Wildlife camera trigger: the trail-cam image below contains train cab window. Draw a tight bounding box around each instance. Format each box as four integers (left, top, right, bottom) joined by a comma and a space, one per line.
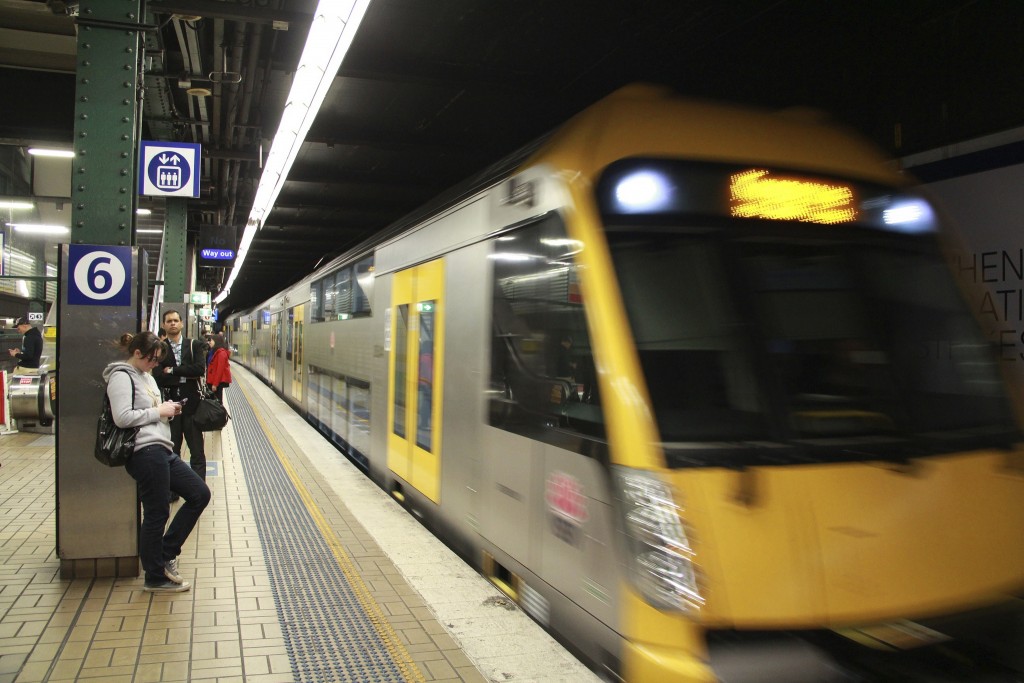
609, 234, 768, 442
488, 215, 605, 450
741, 243, 1014, 436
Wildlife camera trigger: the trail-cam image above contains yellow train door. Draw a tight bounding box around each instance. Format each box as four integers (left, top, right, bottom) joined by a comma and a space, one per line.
387, 259, 445, 504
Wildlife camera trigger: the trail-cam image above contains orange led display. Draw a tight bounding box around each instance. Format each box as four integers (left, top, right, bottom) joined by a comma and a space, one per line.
729, 169, 857, 224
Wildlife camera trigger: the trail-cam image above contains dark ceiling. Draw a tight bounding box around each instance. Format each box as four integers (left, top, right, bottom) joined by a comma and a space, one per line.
1, 0, 1022, 315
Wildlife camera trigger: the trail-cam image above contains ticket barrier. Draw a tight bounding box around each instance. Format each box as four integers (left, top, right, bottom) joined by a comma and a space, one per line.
6, 364, 56, 433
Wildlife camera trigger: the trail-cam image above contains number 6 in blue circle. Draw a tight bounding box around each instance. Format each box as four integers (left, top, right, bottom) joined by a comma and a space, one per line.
68, 245, 132, 306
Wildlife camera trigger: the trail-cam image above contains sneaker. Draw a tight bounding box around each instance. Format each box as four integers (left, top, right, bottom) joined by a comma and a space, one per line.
143, 579, 191, 593
164, 557, 182, 584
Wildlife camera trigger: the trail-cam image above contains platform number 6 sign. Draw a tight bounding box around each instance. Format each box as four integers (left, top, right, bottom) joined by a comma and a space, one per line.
67, 245, 133, 306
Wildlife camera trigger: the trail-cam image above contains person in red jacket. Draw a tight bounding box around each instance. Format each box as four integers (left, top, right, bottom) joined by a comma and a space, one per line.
206, 334, 232, 402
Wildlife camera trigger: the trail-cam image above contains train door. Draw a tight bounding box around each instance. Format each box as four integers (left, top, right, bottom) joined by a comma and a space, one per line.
267, 314, 276, 383
291, 304, 304, 402
387, 259, 445, 503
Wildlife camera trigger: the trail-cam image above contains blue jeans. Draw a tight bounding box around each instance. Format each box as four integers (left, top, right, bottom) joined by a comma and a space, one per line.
125, 444, 211, 584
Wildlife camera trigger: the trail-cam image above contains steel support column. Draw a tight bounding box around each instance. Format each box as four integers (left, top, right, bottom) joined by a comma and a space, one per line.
162, 198, 188, 302
57, 0, 145, 580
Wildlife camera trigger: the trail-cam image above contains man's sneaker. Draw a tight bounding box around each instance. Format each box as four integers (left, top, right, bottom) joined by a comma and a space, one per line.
143, 579, 191, 593
164, 557, 182, 584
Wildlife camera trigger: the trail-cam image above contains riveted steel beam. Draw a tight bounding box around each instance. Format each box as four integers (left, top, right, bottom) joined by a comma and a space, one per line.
69, 0, 144, 246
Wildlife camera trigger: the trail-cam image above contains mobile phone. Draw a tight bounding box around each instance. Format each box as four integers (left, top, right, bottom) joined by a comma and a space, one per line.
179, 397, 189, 406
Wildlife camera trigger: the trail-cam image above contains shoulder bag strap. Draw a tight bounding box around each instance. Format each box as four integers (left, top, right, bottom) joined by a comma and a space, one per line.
115, 368, 136, 408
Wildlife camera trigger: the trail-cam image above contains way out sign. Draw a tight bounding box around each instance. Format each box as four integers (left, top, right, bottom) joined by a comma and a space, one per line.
139, 141, 201, 198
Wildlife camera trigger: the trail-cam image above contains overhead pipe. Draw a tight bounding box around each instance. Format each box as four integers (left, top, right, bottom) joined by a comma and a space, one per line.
228, 23, 263, 229
220, 23, 248, 227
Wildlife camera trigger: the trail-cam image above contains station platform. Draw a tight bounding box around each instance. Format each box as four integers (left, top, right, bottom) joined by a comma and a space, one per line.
0, 364, 599, 683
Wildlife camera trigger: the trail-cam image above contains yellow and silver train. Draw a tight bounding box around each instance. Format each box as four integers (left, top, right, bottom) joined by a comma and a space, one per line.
225, 85, 1024, 681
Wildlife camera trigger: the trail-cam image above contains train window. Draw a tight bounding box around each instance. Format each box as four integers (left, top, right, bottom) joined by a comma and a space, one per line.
323, 273, 336, 320
352, 256, 373, 317
393, 304, 409, 439
286, 308, 294, 361
416, 303, 436, 451
335, 268, 353, 316
734, 242, 1016, 439
307, 366, 322, 429
310, 280, 324, 322
489, 214, 605, 451
610, 234, 768, 442
305, 366, 371, 468
331, 375, 348, 449
347, 379, 371, 463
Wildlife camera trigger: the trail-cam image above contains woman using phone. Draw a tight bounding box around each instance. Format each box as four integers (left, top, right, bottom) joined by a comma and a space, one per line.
103, 331, 211, 592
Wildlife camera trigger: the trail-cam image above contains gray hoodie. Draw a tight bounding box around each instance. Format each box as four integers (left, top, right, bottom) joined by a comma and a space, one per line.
102, 361, 174, 452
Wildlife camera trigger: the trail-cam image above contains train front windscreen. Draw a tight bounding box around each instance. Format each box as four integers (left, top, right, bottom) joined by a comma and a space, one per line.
597, 160, 1018, 468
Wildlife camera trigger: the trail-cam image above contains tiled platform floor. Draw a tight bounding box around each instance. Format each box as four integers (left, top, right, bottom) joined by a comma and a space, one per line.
0, 365, 598, 683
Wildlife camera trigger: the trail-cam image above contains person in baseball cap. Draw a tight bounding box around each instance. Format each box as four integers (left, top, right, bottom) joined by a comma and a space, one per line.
9, 316, 42, 374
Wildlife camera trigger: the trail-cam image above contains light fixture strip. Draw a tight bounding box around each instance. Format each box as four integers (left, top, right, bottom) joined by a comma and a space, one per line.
0, 200, 34, 210
27, 148, 75, 158
9, 223, 70, 234
215, 0, 373, 305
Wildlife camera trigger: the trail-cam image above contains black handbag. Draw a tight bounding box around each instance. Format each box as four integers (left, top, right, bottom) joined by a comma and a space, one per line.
95, 370, 140, 467
193, 387, 230, 431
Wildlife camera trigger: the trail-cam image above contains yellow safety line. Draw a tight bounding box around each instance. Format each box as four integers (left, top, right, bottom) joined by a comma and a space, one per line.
237, 380, 427, 683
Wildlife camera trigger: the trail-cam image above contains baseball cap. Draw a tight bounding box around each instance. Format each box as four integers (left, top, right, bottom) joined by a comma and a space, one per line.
14, 317, 29, 326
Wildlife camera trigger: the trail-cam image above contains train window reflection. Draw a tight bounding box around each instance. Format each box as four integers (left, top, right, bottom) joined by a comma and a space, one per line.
307, 365, 371, 470
611, 235, 768, 441
489, 214, 605, 451
605, 226, 1016, 449
741, 243, 1013, 435
310, 255, 374, 322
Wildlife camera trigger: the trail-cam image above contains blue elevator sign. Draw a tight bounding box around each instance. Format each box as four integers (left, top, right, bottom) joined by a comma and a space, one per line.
138, 141, 201, 198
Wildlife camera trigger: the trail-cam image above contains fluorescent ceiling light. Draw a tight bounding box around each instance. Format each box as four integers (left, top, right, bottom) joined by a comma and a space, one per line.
215, 0, 373, 305
0, 199, 34, 210
136, 208, 152, 216
27, 148, 74, 158
9, 223, 70, 234
137, 228, 163, 234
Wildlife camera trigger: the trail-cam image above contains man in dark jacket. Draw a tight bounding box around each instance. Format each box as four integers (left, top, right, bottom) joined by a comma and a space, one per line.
8, 317, 42, 375
154, 310, 208, 479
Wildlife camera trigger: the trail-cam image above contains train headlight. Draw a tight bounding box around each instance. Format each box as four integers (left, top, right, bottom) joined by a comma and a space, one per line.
615, 467, 704, 612
613, 170, 674, 213
881, 198, 935, 234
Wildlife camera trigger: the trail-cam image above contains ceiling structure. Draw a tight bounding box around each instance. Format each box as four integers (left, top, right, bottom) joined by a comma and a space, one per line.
0, 0, 1022, 316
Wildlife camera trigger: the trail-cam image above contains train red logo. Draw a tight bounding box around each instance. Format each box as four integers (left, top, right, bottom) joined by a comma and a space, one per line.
545, 471, 588, 523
